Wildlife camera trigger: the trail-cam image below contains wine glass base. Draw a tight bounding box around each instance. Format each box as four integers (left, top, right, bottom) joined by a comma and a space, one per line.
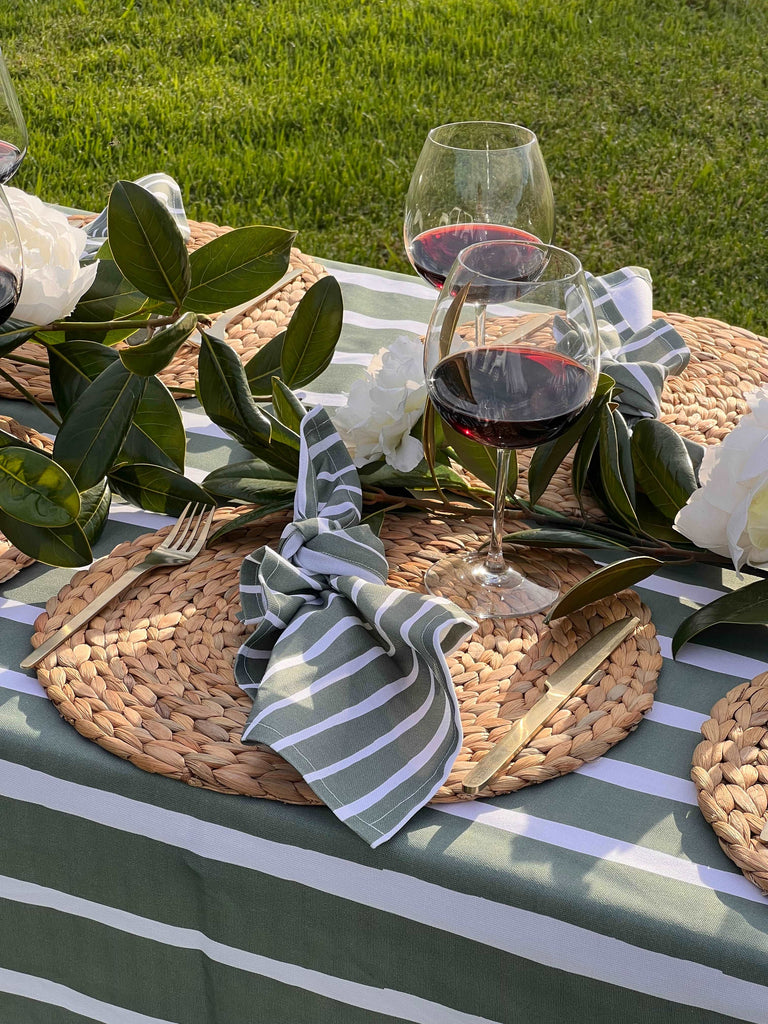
424, 552, 559, 620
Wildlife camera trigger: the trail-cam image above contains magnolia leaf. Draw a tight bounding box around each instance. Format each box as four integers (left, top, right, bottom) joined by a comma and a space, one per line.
503, 527, 629, 550
613, 409, 636, 505
0, 446, 80, 527
634, 493, 692, 544
68, 256, 150, 341
545, 556, 663, 622
209, 499, 293, 543
245, 330, 285, 398
527, 377, 614, 505
120, 377, 186, 472
361, 460, 472, 493
203, 460, 297, 502
183, 225, 295, 313
78, 479, 112, 544
108, 463, 213, 515
262, 409, 300, 450
672, 580, 768, 656
682, 436, 706, 482
0, 319, 39, 354
571, 407, 603, 507
47, 340, 118, 415
0, 508, 92, 567
280, 277, 343, 388
362, 509, 385, 536
118, 311, 198, 376
271, 378, 307, 434
631, 417, 698, 519
421, 397, 446, 501
108, 180, 191, 307
53, 360, 146, 490
598, 405, 639, 529
439, 282, 470, 360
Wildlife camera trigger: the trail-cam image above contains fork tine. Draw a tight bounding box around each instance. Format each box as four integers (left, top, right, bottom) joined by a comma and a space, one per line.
183, 504, 216, 558
163, 502, 194, 548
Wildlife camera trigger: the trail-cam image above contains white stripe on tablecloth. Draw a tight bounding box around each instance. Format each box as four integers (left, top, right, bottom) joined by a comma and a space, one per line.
657, 634, 768, 678
0, 669, 45, 699
435, 802, 755, 900
326, 265, 435, 302
0, 965, 178, 1024
643, 702, 708, 732
0, 875, 500, 1024
343, 310, 429, 335
0, 598, 39, 625
575, 759, 698, 804
0, 759, 767, 1023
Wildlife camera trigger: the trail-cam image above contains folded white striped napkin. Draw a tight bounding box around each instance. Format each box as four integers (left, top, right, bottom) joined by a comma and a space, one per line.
234, 406, 476, 847
82, 172, 191, 256
587, 266, 689, 421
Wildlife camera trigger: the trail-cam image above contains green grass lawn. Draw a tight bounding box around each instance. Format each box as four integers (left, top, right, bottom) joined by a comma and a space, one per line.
2, 0, 766, 333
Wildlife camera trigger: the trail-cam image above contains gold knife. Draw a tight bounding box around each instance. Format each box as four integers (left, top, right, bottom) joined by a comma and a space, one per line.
462, 615, 639, 795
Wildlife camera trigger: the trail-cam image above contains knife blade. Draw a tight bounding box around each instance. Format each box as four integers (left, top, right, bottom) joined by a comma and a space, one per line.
462, 615, 640, 795
188, 267, 303, 345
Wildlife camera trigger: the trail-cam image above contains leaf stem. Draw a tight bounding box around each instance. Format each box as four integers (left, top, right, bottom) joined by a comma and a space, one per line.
0, 364, 62, 426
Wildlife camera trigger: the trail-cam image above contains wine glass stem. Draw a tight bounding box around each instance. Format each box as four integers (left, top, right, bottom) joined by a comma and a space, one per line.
485, 447, 511, 574
474, 303, 486, 345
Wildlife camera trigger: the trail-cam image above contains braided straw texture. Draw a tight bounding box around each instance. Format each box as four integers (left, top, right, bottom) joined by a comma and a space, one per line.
0, 219, 326, 401
0, 415, 55, 582
691, 676, 768, 896
30, 507, 660, 804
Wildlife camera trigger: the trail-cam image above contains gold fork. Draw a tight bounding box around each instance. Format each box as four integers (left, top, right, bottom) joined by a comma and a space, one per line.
20, 502, 216, 670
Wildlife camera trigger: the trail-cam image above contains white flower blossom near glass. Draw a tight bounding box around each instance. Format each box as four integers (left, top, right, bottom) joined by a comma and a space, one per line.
6, 187, 98, 325
331, 335, 427, 473
674, 387, 768, 569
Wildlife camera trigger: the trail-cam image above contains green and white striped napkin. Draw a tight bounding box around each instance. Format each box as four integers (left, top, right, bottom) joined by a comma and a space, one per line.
234, 406, 475, 847
82, 172, 190, 257
588, 266, 689, 421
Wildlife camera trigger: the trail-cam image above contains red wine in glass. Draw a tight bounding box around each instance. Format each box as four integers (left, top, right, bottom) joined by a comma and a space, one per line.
409, 223, 541, 290
0, 264, 20, 324
429, 346, 593, 449
0, 139, 23, 184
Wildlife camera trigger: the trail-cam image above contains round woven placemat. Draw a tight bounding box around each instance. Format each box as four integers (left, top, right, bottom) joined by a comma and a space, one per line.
0, 415, 56, 583
29, 508, 660, 804
692, 676, 768, 896
0, 218, 326, 401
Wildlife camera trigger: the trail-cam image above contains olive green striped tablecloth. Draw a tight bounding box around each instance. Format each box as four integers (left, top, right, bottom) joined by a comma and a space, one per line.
0, 259, 766, 1024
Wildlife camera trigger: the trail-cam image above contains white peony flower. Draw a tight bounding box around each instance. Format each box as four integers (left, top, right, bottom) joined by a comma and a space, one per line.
674, 388, 768, 569
6, 187, 98, 325
331, 336, 427, 473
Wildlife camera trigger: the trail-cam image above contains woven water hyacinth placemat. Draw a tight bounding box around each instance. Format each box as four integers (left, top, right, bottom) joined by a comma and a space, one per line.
0, 218, 326, 402
29, 508, 660, 804
692, 677, 768, 896
0, 415, 55, 583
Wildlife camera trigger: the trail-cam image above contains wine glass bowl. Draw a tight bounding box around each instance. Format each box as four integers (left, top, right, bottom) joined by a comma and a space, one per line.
404, 121, 554, 290
0, 47, 27, 184
423, 240, 599, 619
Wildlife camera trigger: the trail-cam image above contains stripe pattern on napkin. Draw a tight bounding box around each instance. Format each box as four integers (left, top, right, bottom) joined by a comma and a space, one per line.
235, 406, 475, 846
82, 173, 191, 256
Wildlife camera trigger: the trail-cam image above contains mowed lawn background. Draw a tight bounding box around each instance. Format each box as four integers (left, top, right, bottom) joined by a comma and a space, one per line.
1, 0, 766, 333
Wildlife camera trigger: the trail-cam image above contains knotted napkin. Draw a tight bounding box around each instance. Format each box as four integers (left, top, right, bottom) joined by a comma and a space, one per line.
234, 406, 476, 847
587, 266, 689, 422
82, 173, 190, 257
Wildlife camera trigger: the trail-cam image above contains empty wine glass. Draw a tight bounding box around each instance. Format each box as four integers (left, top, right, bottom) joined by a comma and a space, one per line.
423, 239, 599, 619
404, 121, 554, 292
0, 47, 27, 183
0, 185, 23, 324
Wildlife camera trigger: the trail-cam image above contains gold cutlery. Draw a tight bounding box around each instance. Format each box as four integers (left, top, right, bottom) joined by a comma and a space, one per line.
462, 615, 640, 794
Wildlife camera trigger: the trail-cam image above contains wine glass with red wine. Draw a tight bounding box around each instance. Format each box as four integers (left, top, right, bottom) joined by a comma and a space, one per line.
0, 186, 22, 324
423, 239, 599, 619
404, 121, 554, 291
0, 47, 27, 184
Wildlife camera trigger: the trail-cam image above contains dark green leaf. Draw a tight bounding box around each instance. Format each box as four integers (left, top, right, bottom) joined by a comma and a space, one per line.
78, 479, 112, 544
362, 509, 385, 537
53, 360, 146, 490
682, 436, 706, 482
47, 340, 118, 416
443, 423, 517, 494
203, 459, 297, 503
184, 225, 295, 313
245, 330, 285, 398
107, 180, 191, 307
0, 319, 38, 354
208, 500, 293, 543
108, 463, 213, 516
198, 329, 298, 473
280, 277, 343, 388
672, 579, 768, 656
598, 405, 639, 529
613, 409, 636, 505
0, 446, 80, 526
439, 282, 470, 360
420, 397, 446, 500
0, 509, 92, 567
634, 493, 691, 544
118, 311, 198, 376
68, 255, 150, 342
120, 377, 186, 471
361, 460, 473, 493
503, 527, 629, 550
631, 417, 698, 519
571, 406, 603, 505
271, 378, 307, 434
545, 555, 663, 622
